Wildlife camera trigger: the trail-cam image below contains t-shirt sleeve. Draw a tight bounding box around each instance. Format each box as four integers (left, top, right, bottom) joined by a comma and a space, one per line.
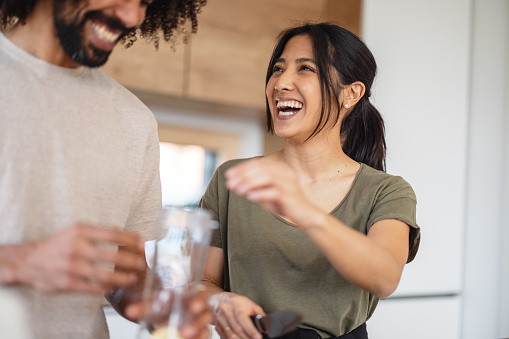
198, 165, 223, 249
367, 176, 420, 263
125, 120, 162, 241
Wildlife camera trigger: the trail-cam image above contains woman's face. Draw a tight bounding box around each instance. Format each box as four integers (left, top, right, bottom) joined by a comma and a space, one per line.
266, 34, 323, 143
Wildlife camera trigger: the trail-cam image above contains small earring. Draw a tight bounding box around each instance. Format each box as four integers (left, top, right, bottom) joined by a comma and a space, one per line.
344, 104, 349, 108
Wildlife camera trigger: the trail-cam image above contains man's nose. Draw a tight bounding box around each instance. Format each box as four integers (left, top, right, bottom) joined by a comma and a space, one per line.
113, 0, 147, 29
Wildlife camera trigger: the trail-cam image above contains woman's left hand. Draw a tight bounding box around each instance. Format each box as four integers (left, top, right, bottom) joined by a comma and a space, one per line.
225, 158, 321, 227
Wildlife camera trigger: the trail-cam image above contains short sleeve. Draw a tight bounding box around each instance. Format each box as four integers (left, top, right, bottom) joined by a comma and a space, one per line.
198, 166, 223, 249
367, 176, 420, 263
125, 121, 162, 241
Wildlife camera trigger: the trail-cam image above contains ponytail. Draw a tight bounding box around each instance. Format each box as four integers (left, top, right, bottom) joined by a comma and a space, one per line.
341, 97, 386, 171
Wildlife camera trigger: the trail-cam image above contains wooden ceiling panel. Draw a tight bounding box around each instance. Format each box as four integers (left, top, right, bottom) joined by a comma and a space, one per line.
187, 0, 327, 109
100, 39, 186, 97
99, 0, 363, 112
195, 0, 328, 36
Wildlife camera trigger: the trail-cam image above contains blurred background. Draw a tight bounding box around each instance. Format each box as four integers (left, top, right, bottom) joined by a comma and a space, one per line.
97, 0, 508, 338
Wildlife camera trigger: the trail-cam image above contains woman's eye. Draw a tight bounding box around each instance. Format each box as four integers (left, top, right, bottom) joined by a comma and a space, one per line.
300, 65, 314, 72
272, 65, 283, 73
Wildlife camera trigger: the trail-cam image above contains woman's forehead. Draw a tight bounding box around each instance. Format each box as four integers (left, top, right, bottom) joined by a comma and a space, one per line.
278, 34, 315, 60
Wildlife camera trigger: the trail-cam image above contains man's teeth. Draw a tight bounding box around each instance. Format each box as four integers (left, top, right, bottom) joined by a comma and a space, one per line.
276, 100, 303, 109
91, 22, 120, 43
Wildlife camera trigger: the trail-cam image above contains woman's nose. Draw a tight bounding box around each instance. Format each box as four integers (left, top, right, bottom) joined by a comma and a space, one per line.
274, 71, 294, 92
114, 0, 147, 29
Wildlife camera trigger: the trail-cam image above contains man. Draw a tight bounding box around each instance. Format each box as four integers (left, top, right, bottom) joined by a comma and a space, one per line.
0, 0, 211, 338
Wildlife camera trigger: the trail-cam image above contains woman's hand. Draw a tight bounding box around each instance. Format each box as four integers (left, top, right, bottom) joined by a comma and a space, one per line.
212, 293, 264, 339
225, 158, 322, 228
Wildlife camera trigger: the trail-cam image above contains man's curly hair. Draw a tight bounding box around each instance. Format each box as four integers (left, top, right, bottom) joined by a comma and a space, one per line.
0, 0, 207, 48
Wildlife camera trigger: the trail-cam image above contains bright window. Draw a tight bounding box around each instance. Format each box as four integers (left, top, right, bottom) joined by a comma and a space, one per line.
159, 142, 217, 207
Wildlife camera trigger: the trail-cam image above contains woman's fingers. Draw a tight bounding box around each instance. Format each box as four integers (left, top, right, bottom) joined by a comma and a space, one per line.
233, 312, 263, 339
214, 295, 264, 339
226, 161, 269, 192
226, 159, 286, 197
225, 158, 323, 227
214, 306, 234, 337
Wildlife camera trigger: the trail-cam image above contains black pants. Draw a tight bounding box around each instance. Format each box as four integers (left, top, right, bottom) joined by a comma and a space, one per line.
263, 323, 368, 339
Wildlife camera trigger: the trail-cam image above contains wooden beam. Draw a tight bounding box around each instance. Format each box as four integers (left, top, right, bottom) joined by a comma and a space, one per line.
324, 0, 362, 37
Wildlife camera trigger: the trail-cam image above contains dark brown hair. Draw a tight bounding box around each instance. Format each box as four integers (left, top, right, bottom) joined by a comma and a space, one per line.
0, 0, 206, 48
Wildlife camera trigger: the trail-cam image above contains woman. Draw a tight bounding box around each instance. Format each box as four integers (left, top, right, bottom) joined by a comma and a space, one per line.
199, 23, 420, 339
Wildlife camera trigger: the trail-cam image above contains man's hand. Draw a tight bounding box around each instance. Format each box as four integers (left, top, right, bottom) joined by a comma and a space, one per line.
180, 290, 214, 339
125, 289, 213, 339
14, 223, 146, 294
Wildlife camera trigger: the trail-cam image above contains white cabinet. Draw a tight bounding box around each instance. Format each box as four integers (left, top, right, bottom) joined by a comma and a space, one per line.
104, 306, 149, 339
367, 297, 461, 338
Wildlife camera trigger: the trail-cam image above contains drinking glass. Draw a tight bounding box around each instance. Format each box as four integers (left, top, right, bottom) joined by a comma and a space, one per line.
137, 207, 217, 339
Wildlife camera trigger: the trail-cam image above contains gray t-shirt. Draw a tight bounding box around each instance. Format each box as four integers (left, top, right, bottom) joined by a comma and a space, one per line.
0, 32, 162, 338
199, 158, 420, 338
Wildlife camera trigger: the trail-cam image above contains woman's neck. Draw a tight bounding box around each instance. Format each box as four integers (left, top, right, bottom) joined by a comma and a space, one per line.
273, 134, 359, 183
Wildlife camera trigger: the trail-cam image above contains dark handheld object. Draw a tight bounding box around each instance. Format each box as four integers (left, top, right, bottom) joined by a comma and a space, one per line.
251, 310, 303, 338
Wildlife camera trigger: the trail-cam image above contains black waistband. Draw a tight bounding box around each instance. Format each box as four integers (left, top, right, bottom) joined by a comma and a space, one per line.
262, 323, 367, 339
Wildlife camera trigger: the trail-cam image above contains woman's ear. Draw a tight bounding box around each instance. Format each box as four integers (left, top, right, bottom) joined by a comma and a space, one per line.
343, 82, 366, 109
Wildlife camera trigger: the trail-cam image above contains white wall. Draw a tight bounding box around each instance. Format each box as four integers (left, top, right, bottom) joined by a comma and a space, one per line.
362, 0, 470, 296
363, 0, 509, 338
0, 288, 33, 339
502, 5, 509, 331
463, 1, 508, 337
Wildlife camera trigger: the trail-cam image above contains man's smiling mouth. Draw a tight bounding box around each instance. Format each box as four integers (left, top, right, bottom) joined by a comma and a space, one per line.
91, 20, 122, 44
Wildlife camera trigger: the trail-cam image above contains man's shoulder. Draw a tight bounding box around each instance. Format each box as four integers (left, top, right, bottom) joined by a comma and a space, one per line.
92, 69, 155, 119
92, 70, 142, 101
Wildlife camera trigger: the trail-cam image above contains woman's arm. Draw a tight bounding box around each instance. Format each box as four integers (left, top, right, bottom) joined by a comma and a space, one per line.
202, 246, 264, 339
305, 214, 409, 299
225, 158, 410, 299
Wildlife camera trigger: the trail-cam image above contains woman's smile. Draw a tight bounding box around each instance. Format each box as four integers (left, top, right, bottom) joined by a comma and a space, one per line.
276, 98, 303, 118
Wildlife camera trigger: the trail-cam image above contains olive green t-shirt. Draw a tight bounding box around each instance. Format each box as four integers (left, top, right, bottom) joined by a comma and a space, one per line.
199, 159, 420, 337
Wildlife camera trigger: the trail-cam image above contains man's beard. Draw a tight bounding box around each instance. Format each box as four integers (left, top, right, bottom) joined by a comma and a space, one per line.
53, 2, 134, 67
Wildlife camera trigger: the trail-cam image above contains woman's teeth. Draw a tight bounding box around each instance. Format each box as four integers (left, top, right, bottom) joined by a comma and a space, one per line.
277, 100, 303, 109
279, 111, 298, 116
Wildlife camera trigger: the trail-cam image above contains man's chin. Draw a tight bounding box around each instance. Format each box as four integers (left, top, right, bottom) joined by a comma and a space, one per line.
69, 47, 111, 67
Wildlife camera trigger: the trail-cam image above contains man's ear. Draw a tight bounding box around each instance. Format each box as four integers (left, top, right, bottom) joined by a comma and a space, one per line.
342, 81, 366, 109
